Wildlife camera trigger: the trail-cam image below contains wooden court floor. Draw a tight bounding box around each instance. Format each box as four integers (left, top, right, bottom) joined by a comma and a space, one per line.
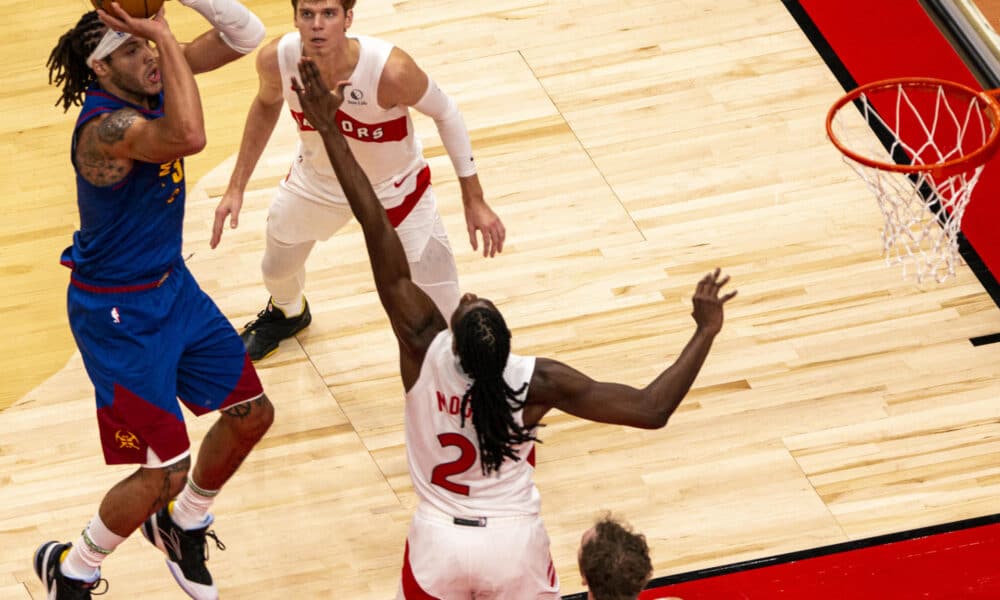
3, 0, 1000, 597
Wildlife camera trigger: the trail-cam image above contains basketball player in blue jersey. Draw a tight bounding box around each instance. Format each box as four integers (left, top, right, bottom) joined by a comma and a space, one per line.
292, 59, 736, 599
39, 2, 267, 598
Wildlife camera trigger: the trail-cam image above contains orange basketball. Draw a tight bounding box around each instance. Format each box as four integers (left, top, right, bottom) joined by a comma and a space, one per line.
91, 0, 165, 18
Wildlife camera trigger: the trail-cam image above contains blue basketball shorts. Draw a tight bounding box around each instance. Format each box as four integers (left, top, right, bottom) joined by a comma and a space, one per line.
67, 261, 263, 465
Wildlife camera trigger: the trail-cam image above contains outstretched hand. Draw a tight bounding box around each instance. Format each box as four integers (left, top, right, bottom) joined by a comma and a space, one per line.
291, 57, 348, 134
691, 268, 737, 335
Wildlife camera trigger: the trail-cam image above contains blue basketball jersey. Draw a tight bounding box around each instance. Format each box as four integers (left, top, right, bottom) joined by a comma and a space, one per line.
61, 85, 186, 283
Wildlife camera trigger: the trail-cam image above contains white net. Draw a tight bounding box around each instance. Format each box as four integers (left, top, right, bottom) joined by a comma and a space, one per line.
828, 81, 995, 283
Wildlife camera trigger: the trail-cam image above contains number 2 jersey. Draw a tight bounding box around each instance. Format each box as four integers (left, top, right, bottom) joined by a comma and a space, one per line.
406, 329, 542, 517
61, 85, 185, 284
277, 32, 425, 201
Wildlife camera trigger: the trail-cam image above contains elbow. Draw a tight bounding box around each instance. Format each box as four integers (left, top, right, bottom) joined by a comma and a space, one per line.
181, 131, 207, 155
645, 410, 671, 430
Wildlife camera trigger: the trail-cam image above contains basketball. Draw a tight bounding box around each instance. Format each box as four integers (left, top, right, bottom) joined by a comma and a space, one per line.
91, 0, 165, 18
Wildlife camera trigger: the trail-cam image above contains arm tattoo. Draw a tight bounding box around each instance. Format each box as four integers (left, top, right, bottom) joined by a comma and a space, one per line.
97, 108, 139, 144
76, 113, 136, 187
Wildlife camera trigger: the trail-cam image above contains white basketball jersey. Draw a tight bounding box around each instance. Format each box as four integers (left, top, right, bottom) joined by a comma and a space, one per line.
277, 32, 425, 198
406, 330, 542, 517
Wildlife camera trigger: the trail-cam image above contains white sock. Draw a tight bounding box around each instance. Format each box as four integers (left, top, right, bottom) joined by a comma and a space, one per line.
62, 515, 125, 582
271, 295, 306, 318
170, 478, 218, 530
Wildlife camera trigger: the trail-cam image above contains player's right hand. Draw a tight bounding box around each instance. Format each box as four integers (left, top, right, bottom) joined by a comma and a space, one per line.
97, 2, 170, 40
691, 268, 737, 335
211, 188, 243, 248
292, 57, 349, 133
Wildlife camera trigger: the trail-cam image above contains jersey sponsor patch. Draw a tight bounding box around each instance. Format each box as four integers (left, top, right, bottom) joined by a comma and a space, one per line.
290, 109, 408, 142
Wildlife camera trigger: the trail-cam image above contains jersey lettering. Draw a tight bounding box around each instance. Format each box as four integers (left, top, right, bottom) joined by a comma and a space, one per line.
158, 159, 183, 183
289, 109, 405, 142
430, 433, 477, 496
437, 391, 472, 419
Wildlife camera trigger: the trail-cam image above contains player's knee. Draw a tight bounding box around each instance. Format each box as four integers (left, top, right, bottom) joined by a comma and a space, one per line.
261, 254, 293, 281
222, 394, 274, 442
139, 455, 191, 499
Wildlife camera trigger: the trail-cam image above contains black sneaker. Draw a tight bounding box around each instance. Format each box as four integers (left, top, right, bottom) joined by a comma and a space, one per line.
239, 297, 312, 361
33, 541, 108, 598
141, 503, 225, 600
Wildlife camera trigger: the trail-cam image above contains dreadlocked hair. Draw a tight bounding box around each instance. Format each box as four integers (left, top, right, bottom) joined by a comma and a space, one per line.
48, 11, 107, 112
455, 306, 538, 475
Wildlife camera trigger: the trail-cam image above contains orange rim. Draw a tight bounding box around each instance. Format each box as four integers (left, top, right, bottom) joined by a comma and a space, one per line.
826, 77, 1000, 177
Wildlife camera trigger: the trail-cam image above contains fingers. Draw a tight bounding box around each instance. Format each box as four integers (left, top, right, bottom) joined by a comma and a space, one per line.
467, 224, 506, 257
97, 6, 128, 31
695, 269, 736, 299
467, 224, 479, 252
210, 213, 224, 249
481, 232, 492, 257
492, 221, 505, 255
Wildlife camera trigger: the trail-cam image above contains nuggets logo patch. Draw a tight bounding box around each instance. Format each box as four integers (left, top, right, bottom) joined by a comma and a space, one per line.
115, 429, 141, 450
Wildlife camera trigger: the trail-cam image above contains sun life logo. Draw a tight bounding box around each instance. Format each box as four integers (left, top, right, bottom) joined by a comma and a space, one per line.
348, 88, 365, 105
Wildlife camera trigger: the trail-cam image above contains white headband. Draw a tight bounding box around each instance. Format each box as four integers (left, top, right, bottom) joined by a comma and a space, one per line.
86, 28, 133, 69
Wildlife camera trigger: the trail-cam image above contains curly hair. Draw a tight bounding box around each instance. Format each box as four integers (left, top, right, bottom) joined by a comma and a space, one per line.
579, 516, 653, 600
47, 11, 108, 112
453, 306, 537, 475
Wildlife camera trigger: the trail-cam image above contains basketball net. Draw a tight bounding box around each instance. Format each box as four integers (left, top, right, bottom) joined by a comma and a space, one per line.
827, 79, 1000, 283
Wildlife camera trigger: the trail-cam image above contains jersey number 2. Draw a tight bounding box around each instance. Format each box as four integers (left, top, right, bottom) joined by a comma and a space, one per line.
430, 433, 476, 496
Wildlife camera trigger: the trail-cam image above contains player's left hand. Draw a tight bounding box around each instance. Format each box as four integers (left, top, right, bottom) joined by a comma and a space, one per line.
464, 199, 505, 258
459, 175, 504, 257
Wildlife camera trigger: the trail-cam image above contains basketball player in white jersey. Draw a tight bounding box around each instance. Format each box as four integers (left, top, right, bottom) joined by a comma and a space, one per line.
211, 0, 505, 361
291, 59, 737, 599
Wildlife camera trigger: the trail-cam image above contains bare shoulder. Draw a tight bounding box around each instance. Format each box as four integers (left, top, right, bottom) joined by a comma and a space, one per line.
378, 46, 428, 108
75, 109, 138, 186
256, 37, 282, 75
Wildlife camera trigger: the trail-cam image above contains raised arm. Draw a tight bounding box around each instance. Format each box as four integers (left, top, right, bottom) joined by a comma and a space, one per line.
379, 48, 506, 258
292, 57, 445, 367
522, 270, 737, 428
93, 5, 205, 163
177, 0, 266, 74
211, 40, 285, 247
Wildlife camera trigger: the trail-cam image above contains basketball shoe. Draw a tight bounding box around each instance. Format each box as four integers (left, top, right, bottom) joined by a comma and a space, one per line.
141, 502, 225, 600
240, 297, 312, 361
33, 541, 107, 598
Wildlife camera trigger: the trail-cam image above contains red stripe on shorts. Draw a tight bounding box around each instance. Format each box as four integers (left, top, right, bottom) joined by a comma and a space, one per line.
385, 166, 431, 227
401, 540, 442, 600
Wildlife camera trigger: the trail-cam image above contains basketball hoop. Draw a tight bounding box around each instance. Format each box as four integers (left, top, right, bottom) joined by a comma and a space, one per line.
826, 77, 1000, 282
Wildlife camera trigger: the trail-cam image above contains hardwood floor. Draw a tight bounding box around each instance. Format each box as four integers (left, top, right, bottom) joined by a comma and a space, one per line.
3, 0, 999, 597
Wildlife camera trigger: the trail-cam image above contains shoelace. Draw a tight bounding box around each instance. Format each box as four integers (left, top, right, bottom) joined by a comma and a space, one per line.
87, 578, 109, 596
67, 576, 108, 597
242, 307, 273, 331
202, 530, 226, 561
